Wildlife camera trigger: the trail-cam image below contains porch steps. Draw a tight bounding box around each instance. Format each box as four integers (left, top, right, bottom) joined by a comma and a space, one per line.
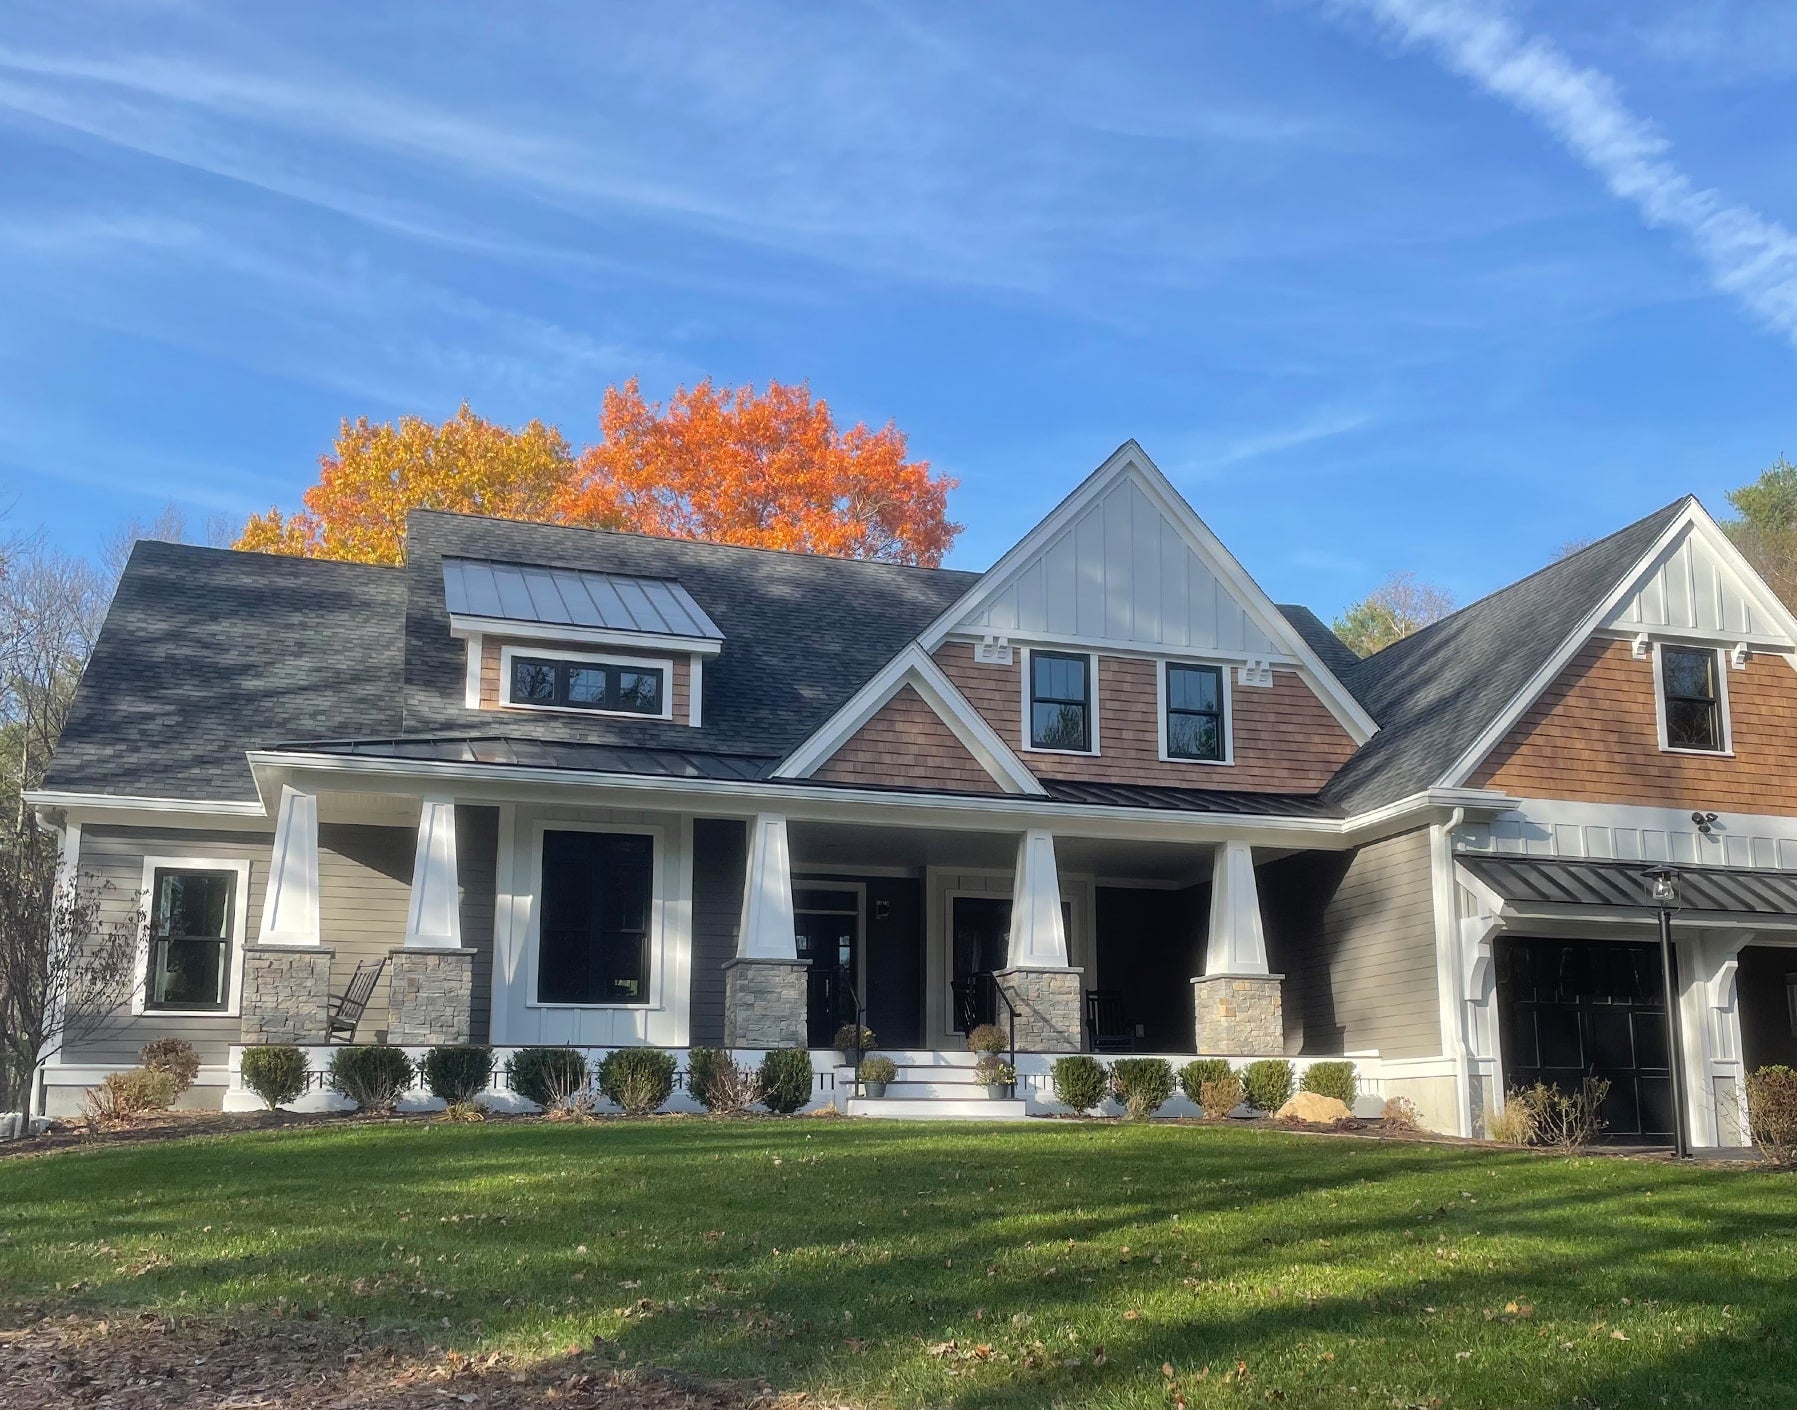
845, 1095, 1029, 1121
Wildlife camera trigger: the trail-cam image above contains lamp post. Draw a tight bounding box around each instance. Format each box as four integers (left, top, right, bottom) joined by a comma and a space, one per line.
1643, 865, 1690, 1158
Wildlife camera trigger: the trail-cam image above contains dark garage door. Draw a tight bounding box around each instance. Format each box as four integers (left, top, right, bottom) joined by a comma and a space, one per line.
1496, 937, 1675, 1143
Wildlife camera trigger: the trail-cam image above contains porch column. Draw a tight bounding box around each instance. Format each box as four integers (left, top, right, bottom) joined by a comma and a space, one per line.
995, 829, 1082, 1052
243, 786, 332, 1044
1676, 931, 1752, 1149
723, 814, 807, 1048
1191, 840, 1284, 1055
390, 797, 473, 1045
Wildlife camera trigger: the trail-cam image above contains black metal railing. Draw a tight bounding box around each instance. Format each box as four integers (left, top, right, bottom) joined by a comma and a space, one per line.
951, 971, 1018, 1079
845, 985, 868, 1099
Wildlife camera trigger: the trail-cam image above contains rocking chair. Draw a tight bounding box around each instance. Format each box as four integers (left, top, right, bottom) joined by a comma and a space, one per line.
1084, 988, 1134, 1053
327, 958, 386, 1043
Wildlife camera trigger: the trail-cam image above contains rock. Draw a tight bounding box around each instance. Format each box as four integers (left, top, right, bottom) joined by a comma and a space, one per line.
1275, 1091, 1353, 1124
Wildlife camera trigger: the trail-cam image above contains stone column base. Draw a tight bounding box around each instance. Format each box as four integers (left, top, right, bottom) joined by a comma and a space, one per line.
994, 966, 1084, 1052
241, 945, 335, 1045
1191, 973, 1284, 1055
387, 947, 475, 1045
723, 957, 809, 1049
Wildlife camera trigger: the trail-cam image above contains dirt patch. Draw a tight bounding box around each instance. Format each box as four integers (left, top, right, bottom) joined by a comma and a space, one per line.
0, 1309, 831, 1409
0, 1110, 362, 1162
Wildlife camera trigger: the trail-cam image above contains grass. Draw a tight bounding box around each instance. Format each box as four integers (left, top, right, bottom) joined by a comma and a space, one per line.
2, 1119, 1794, 1409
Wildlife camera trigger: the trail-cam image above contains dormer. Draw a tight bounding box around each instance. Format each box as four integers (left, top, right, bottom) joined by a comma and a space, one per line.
443, 558, 723, 727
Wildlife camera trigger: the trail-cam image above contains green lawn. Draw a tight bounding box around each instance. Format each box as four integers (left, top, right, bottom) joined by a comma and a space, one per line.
2, 1120, 1793, 1409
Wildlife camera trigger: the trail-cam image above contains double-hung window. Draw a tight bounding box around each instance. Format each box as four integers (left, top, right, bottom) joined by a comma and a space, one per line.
537, 830, 654, 1004
1659, 646, 1725, 753
147, 868, 237, 1011
1166, 662, 1226, 762
509, 655, 664, 716
1029, 651, 1091, 752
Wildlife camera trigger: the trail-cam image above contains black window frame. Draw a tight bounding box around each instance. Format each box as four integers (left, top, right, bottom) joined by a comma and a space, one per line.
1028, 650, 1093, 752
508, 653, 665, 717
535, 828, 655, 1006
1659, 645, 1725, 753
1165, 661, 1227, 762
146, 866, 238, 1013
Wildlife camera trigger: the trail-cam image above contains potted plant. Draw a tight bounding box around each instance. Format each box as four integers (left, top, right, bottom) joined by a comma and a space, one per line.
858, 1054, 898, 1099
966, 1022, 1007, 1055
974, 1054, 1016, 1099
832, 1022, 876, 1062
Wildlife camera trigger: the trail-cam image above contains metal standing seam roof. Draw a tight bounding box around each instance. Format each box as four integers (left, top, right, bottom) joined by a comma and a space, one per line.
1458, 853, 1797, 916
442, 558, 725, 640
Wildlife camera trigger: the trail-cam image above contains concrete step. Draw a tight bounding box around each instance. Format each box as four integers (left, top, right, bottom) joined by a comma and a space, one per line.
861, 1079, 1005, 1099
846, 1096, 1030, 1121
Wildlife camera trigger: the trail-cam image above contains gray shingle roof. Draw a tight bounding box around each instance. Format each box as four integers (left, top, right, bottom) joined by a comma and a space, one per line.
43, 540, 407, 801
1277, 604, 1361, 678
1323, 498, 1690, 811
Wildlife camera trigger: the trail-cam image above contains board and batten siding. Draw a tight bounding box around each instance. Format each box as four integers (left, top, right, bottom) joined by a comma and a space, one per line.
687, 817, 748, 1048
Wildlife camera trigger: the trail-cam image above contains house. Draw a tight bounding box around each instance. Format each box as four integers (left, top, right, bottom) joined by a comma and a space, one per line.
28, 443, 1797, 1143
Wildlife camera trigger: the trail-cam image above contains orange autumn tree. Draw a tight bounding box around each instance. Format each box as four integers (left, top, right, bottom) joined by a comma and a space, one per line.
237, 404, 576, 567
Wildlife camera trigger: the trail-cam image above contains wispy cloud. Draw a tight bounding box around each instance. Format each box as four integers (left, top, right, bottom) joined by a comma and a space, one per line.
1185, 408, 1376, 474
1331, 0, 1797, 347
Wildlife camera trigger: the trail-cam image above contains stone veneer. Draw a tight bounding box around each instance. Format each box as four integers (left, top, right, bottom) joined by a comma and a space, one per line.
387, 948, 475, 1045
240, 945, 335, 1045
994, 967, 1083, 1053
1191, 973, 1284, 1055
722, 957, 808, 1049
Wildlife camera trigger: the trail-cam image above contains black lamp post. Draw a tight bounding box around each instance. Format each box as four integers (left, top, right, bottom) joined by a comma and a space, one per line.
1643, 864, 1690, 1158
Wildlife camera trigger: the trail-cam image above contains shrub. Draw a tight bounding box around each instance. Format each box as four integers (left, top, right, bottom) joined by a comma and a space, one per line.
1241, 1059, 1294, 1113
686, 1048, 727, 1108
832, 1023, 876, 1054
440, 1100, 487, 1123
1744, 1065, 1797, 1166
240, 1045, 309, 1109
1382, 1095, 1422, 1132
858, 1054, 898, 1085
698, 1052, 764, 1115
1198, 1072, 1245, 1121
597, 1048, 677, 1116
1513, 1078, 1610, 1151
420, 1046, 495, 1105
506, 1047, 588, 1110
1052, 1054, 1109, 1114
83, 1068, 178, 1124
328, 1045, 415, 1112
973, 1054, 1016, 1089
139, 1038, 201, 1096
1301, 1061, 1358, 1108
1109, 1057, 1176, 1120
1487, 1097, 1537, 1145
966, 1023, 1007, 1054
1178, 1059, 1233, 1106
759, 1048, 815, 1114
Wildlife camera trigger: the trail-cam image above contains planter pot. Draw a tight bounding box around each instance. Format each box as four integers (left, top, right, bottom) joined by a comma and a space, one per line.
864, 1081, 888, 1099
984, 1083, 1013, 1100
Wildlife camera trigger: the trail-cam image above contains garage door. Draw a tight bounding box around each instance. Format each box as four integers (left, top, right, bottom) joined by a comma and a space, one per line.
1496, 937, 1675, 1143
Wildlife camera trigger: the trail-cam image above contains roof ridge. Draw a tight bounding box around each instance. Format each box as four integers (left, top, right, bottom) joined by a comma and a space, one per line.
130, 539, 405, 576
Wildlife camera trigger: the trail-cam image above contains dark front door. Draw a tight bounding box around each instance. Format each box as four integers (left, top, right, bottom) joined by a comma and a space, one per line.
794, 888, 859, 1048
951, 896, 1011, 1034
1497, 937, 1675, 1143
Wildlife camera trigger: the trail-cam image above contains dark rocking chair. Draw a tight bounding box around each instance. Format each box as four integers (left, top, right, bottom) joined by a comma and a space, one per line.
327, 958, 386, 1043
1084, 989, 1134, 1054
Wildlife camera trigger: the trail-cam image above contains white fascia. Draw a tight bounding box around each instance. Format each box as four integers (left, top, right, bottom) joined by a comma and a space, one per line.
447, 614, 723, 658
773, 642, 1046, 795
909, 441, 1379, 743
1441, 499, 1797, 790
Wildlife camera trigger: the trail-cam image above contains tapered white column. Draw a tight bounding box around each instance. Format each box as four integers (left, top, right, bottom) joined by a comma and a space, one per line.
737, 814, 797, 959
1192, 840, 1282, 1056
404, 797, 462, 948
1205, 839, 1269, 975
1008, 829, 1069, 967
725, 814, 806, 1049
259, 785, 320, 946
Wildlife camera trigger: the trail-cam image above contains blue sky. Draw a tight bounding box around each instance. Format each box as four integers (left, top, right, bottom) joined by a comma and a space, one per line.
2, 1, 1794, 618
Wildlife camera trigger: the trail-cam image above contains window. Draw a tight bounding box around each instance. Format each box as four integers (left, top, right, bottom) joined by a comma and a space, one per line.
1029, 651, 1091, 751
509, 654, 664, 716
1166, 662, 1226, 761
536, 830, 653, 1004
147, 868, 237, 1011
1660, 646, 1724, 752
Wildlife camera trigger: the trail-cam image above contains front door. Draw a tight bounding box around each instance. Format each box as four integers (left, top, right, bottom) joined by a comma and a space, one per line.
794, 887, 860, 1048
1497, 937, 1676, 1143
951, 896, 1011, 1034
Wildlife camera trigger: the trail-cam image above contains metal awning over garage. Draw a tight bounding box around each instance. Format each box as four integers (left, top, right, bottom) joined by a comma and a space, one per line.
1458, 853, 1797, 922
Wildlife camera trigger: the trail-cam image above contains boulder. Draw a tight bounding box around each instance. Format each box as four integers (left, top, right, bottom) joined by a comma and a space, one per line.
1275, 1091, 1353, 1124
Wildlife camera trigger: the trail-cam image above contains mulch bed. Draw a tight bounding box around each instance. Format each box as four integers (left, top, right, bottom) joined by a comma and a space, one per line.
0, 1310, 826, 1409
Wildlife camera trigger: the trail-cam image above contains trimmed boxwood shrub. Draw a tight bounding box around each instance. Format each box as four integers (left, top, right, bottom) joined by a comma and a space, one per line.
1241, 1058, 1294, 1113
421, 1045, 495, 1104
1301, 1060, 1357, 1108
1178, 1058, 1233, 1104
598, 1048, 677, 1116
140, 1038, 201, 1096
506, 1047, 588, 1109
966, 1023, 1007, 1054
240, 1045, 309, 1109
1052, 1054, 1109, 1115
1109, 1057, 1176, 1120
858, 1054, 898, 1085
328, 1045, 414, 1111
686, 1047, 727, 1108
759, 1048, 815, 1114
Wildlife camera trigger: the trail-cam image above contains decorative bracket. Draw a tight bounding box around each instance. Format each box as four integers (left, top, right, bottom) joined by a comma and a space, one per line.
1631, 632, 1651, 660
1731, 642, 1751, 670
975, 632, 1013, 666
1238, 658, 1273, 688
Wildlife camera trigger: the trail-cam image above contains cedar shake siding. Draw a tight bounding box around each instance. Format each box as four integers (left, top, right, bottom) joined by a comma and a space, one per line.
478, 636, 691, 722
933, 640, 1356, 791
1471, 636, 1797, 810
687, 817, 749, 1047
812, 684, 1003, 793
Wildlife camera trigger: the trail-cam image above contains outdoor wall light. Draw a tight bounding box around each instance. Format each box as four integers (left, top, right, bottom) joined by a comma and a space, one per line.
1690, 811, 1719, 835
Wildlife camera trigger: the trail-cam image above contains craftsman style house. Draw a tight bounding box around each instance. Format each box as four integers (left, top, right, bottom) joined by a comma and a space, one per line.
29, 444, 1797, 1143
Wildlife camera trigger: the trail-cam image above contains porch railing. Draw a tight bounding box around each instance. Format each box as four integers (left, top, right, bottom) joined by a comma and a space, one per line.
951, 971, 1018, 1078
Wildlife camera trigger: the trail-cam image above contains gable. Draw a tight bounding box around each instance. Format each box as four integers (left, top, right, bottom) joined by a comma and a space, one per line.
1603, 521, 1794, 645
811, 684, 1003, 795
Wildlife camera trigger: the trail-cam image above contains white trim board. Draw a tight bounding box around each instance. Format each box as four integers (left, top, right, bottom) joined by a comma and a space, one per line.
133, 855, 253, 1019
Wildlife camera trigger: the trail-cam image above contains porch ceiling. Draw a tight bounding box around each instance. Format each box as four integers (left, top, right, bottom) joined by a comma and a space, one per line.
787, 819, 1214, 884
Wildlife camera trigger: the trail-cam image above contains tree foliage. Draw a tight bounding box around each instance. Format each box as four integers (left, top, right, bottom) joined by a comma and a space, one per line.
1724, 455, 1797, 610
1332, 570, 1455, 657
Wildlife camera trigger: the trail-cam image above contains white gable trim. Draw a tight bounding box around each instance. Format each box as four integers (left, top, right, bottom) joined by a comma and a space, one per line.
1442, 499, 1797, 789
916, 441, 1377, 742
774, 644, 1046, 795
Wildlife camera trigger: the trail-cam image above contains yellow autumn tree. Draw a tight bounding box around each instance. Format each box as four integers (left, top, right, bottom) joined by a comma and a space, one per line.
236, 405, 576, 566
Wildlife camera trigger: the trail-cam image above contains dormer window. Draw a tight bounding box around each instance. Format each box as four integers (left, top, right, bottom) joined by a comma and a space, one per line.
1028, 650, 1092, 752
1658, 645, 1726, 754
506, 650, 669, 718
